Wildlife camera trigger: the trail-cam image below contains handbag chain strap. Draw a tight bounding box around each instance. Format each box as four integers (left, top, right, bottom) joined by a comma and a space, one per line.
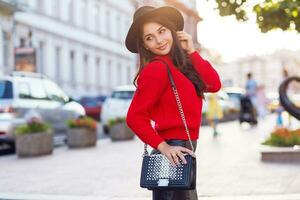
143, 59, 195, 157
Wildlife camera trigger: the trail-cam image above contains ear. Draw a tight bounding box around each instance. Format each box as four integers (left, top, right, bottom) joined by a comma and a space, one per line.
143, 44, 149, 50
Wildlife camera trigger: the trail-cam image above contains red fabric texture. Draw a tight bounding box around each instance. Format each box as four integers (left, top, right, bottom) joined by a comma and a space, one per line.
126, 51, 221, 149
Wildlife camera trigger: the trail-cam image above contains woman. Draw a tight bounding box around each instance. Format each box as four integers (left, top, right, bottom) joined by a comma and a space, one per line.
206, 93, 223, 137
125, 6, 221, 200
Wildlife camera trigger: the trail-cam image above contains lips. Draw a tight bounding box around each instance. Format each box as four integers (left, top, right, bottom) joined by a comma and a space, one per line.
157, 43, 168, 50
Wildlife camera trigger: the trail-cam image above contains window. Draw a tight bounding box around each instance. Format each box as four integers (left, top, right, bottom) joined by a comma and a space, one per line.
55, 46, 61, 82
117, 63, 122, 85
95, 57, 100, 87
44, 81, 68, 103
106, 10, 110, 37
83, 54, 89, 87
68, 0, 74, 23
19, 37, 26, 47
29, 81, 48, 100
52, 0, 60, 18
107, 60, 111, 88
38, 41, 44, 74
37, 0, 44, 12
93, 3, 100, 32
80, 0, 87, 28
111, 91, 134, 99
116, 14, 121, 41
0, 81, 13, 99
127, 66, 131, 84
18, 82, 31, 99
2, 31, 10, 67
70, 50, 75, 85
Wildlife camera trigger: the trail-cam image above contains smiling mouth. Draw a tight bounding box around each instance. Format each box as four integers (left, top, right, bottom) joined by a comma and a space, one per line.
157, 43, 168, 50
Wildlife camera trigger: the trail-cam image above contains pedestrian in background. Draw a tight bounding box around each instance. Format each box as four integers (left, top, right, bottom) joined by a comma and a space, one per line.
206, 93, 223, 137
275, 105, 284, 128
125, 6, 221, 200
243, 72, 258, 125
245, 72, 258, 109
256, 84, 268, 119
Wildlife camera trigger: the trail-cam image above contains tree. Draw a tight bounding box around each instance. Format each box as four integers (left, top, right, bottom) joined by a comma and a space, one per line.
214, 0, 300, 33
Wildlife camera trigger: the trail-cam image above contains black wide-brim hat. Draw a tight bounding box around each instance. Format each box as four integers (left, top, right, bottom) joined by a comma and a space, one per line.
125, 6, 184, 53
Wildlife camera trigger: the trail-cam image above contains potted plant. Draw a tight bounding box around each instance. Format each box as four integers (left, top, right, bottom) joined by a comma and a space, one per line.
66, 116, 98, 148
108, 117, 134, 141
262, 127, 300, 147
14, 117, 53, 158
261, 127, 300, 162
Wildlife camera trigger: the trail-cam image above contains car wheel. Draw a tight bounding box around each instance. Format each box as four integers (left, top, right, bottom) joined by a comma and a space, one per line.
103, 125, 109, 134
0, 140, 15, 155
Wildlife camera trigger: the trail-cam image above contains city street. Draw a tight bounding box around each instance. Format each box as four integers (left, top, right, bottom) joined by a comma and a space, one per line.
0, 115, 300, 200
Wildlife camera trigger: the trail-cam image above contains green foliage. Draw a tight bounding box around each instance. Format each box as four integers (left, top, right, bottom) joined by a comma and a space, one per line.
66, 116, 97, 130
15, 122, 52, 135
213, 0, 300, 33
215, 0, 248, 21
262, 128, 300, 147
108, 117, 126, 127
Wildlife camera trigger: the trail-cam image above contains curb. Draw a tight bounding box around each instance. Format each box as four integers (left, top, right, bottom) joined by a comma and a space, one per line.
1, 193, 300, 200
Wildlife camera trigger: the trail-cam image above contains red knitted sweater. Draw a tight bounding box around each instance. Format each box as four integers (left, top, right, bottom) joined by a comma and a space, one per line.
126, 51, 221, 149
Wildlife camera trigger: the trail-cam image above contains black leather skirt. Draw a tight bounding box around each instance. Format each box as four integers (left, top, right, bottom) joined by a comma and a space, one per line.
152, 139, 198, 200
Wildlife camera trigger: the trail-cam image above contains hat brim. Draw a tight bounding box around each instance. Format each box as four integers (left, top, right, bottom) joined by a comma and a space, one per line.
125, 6, 184, 53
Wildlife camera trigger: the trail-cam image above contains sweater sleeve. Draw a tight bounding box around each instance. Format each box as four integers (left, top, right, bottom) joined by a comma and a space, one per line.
126, 61, 168, 149
189, 51, 221, 93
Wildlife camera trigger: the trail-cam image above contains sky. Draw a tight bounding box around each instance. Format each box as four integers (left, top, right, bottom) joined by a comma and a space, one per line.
196, 0, 300, 62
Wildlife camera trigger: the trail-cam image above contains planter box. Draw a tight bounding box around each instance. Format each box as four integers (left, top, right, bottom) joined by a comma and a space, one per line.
67, 128, 97, 148
110, 122, 134, 141
15, 132, 53, 158
261, 145, 300, 163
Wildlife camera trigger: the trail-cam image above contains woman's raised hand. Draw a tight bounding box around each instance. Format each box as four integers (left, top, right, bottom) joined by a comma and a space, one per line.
157, 141, 195, 167
176, 31, 195, 54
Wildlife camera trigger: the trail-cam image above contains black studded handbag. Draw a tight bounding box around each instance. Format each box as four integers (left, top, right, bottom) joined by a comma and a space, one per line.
140, 59, 197, 191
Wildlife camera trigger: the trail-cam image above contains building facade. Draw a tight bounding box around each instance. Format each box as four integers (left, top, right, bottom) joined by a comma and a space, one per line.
12, 0, 137, 98
0, 0, 18, 76
219, 49, 300, 93
1, 0, 202, 98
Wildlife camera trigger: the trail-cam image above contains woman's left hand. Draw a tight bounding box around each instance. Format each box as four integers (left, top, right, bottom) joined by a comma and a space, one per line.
176, 31, 195, 54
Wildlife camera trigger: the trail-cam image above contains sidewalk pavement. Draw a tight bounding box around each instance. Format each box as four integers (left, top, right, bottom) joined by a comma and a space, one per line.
1, 193, 300, 200
0, 115, 300, 200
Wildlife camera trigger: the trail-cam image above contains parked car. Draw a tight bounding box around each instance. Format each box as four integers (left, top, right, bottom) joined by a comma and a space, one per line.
202, 90, 235, 116
78, 95, 107, 121
223, 87, 245, 111
101, 85, 135, 134
0, 71, 85, 148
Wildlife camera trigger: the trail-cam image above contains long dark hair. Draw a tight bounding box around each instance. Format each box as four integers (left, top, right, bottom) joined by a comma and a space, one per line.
133, 15, 206, 98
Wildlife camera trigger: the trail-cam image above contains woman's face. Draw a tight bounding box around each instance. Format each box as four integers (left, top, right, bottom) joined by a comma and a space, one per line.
142, 22, 173, 56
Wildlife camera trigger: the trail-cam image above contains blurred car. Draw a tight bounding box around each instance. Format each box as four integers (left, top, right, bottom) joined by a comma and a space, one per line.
223, 87, 245, 111
0, 71, 85, 147
101, 85, 135, 134
78, 95, 107, 121
202, 90, 235, 116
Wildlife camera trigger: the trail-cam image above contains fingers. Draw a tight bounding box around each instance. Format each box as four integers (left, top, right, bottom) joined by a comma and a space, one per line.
178, 146, 196, 158
171, 153, 181, 166
177, 151, 187, 165
176, 31, 192, 39
166, 154, 176, 167
165, 146, 194, 166
177, 35, 189, 41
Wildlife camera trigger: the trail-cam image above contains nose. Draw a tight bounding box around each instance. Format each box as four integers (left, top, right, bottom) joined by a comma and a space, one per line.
156, 37, 163, 45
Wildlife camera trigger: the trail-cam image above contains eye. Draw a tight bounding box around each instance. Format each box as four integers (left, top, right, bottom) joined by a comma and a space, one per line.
145, 36, 152, 41
159, 28, 166, 34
